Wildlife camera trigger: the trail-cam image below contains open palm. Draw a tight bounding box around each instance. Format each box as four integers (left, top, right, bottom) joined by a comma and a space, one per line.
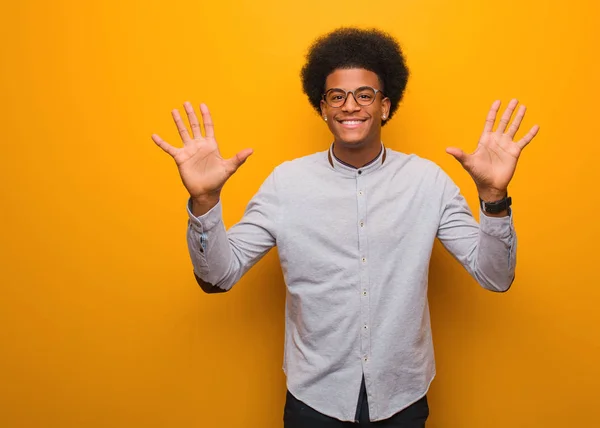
446, 99, 539, 196
152, 102, 253, 200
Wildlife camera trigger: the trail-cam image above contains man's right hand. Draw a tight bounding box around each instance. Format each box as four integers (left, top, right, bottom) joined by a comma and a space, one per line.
152, 102, 253, 216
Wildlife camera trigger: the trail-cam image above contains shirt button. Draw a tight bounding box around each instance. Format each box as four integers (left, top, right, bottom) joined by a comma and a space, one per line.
364, 324, 368, 329
362, 290, 367, 296
361, 257, 367, 263
359, 221, 364, 227
364, 356, 368, 362
358, 190, 364, 196
358, 170, 362, 175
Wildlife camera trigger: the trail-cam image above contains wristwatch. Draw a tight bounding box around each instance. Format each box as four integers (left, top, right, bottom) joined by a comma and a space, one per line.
479, 195, 512, 214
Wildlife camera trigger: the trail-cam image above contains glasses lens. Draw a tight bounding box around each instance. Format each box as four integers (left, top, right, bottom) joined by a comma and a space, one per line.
355, 87, 377, 106
325, 89, 346, 107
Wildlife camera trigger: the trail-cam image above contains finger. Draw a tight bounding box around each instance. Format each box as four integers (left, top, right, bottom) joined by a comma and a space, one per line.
506, 105, 526, 139
200, 103, 215, 139
171, 109, 192, 144
226, 148, 254, 173
151, 134, 178, 157
483, 100, 501, 133
516, 124, 540, 150
445, 147, 468, 165
184, 101, 202, 139
496, 98, 519, 133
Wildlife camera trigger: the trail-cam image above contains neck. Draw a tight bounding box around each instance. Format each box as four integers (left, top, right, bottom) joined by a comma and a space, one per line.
332, 139, 382, 168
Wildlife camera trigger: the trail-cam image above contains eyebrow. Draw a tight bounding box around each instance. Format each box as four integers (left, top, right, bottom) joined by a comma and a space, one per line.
326, 86, 378, 90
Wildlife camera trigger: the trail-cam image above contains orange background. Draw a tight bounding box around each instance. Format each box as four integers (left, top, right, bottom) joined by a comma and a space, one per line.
1, 1, 599, 427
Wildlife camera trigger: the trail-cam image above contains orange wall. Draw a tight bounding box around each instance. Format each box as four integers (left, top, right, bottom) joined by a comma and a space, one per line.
1, 1, 599, 427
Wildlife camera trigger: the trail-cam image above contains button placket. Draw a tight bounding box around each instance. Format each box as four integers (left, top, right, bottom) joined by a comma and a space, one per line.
356, 173, 371, 368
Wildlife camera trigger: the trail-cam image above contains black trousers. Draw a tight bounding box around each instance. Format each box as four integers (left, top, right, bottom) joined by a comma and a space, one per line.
283, 377, 429, 427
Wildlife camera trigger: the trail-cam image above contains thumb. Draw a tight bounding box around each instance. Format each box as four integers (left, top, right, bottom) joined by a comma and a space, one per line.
227, 148, 254, 173
445, 147, 467, 165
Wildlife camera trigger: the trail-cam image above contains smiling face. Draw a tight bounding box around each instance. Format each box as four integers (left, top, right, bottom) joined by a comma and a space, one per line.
320, 68, 390, 149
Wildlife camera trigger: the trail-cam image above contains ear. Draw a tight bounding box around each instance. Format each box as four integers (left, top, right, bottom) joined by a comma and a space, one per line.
381, 97, 391, 120
320, 99, 328, 120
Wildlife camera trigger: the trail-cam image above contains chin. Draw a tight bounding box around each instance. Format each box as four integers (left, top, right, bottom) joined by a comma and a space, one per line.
335, 132, 371, 147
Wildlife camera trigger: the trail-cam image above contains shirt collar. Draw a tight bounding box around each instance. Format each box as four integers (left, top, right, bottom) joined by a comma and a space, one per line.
327, 142, 387, 177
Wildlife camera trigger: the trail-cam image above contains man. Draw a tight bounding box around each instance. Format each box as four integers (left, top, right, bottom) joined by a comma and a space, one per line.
152, 27, 539, 427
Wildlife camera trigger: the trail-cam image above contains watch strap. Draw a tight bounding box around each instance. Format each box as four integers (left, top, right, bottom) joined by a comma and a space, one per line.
480, 195, 512, 214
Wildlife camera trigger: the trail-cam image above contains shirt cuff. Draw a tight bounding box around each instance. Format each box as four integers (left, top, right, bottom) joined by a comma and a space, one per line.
479, 208, 513, 239
187, 199, 223, 233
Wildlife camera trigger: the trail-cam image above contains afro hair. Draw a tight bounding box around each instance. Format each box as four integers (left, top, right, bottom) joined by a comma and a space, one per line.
301, 27, 409, 126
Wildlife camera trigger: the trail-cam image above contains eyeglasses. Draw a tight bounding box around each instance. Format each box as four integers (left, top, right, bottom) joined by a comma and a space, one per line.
322, 86, 385, 108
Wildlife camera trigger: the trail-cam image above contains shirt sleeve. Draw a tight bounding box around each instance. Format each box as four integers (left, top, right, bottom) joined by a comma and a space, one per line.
186, 170, 279, 292
435, 168, 517, 292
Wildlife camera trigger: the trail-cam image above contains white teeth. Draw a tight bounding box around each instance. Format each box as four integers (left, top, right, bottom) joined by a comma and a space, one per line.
342, 120, 362, 125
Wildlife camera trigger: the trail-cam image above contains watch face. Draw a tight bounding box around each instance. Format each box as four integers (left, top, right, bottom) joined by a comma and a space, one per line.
486, 204, 503, 214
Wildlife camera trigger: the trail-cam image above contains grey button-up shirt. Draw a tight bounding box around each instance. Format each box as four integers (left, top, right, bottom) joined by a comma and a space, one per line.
186, 145, 516, 422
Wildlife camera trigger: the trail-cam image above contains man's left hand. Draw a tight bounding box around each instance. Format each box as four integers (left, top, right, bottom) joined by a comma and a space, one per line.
446, 98, 540, 202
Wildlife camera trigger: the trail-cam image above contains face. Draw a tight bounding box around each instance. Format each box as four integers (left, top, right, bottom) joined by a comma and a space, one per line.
320, 68, 390, 149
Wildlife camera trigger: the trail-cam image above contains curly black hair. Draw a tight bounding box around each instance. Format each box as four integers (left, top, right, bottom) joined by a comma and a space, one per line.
301, 27, 409, 126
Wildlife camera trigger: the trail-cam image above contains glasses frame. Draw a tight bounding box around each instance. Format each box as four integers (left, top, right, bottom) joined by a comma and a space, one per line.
322, 86, 386, 108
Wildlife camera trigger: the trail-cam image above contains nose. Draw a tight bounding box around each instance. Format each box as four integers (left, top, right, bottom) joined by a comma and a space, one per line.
342, 92, 361, 112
